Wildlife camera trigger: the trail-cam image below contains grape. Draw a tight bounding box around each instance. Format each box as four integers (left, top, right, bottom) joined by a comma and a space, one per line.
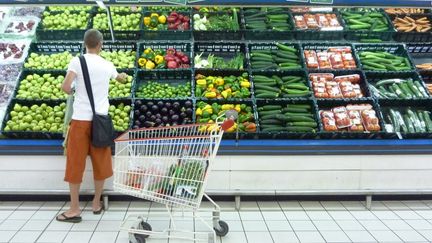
0, 64, 22, 82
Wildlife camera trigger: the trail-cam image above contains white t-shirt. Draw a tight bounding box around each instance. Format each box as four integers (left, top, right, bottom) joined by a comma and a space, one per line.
67, 54, 118, 121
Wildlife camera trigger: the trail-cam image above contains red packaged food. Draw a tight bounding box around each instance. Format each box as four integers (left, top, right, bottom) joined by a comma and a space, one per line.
316, 14, 330, 27
342, 52, 356, 69
346, 104, 373, 111
329, 52, 345, 69
309, 73, 334, 82
294, 15, 307, 29
353, 84, 363, 98
326, 14, 341, 27
312, 81, 329, 98
361, 109, 381, 131
304, 50, 319, 68
348, 110, 365, 132
334, 74, 360, 84
339, 81, 357, 98
326, 81, 343, 98
304, 14, 319, 29
316, 51, 332, 69
320, 110, 337, 131
328, 47, 352, 53
332, 106, 352, 128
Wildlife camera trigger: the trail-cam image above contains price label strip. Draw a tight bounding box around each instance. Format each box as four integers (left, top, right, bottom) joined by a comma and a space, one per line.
309, 0, 334, 4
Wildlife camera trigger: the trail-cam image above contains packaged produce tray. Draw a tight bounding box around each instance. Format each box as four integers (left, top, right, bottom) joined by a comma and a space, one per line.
194, 42, 247, 70
390, 14, 432, 43
242, 10, 294, 41
134, 69, 193, 100
301, 43, 359, 70
137, 42, 191, 71
141, 11, 191, 40
36, 12, 91, 41
0, 16, 40, 38
255, 99, 320, 139
292, 12, 344, 40
192, 11, 242, 41
13, 70, 67, 101
0, 39, 32, 65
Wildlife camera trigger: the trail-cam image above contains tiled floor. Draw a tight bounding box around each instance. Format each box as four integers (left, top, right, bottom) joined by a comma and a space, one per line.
1, 200, 432, 242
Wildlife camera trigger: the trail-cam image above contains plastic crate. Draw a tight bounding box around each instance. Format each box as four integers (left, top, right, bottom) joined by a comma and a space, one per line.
141, 11, 192, 40
96, 42, 137, 70
317, 99, 385, 139
137, 42, 192, 71
134, 69, 193, 100
406, 42, 432, 57
13, 70, 68, 101
301, 43, 359, 70
308, 70, 371, 100
108, 69, 136, 100
194, 42, 247, 70
340, 11, 395, 41
255, 99, 320, 139
23, 42, 82, 70
192, 12, 242, 41
390, 14, 432, 43
292, 12, 344, 41
36, 12, 91, 41
1, 99, 66, 139
108, 98, 133, 134
365, 71, 431, 100
354, 43, 416, 72
242, 10, 294, 41
92, 12, 141, 41
248, 42, 304, 71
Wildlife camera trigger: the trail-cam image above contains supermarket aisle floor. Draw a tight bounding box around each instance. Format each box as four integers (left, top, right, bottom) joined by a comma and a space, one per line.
1, 200, 432, 243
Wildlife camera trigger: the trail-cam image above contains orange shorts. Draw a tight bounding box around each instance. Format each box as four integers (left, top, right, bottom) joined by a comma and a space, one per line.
64, 120, 113, 184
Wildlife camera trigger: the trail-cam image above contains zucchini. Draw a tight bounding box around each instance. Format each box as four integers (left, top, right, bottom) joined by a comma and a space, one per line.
287, 104, 311, 110
271, 75, 283, 85
403, 114, 415, 133
254, 84, 280, 92
283, 84, 309, 90
279, 65, 302, 70
286, 116, 315, 122
423, 111, 432, 132
282, 93, 310, 98
258, 109, 281, 116
282, 107, 309, 113
261, 127, 284, 132
251, 52, 273, 59
260, 119, 284, 125
287, 122, 317, 128
285, 126, 316, 132
275, 43, 297, 53
284, 112, 314, 118
258, 105, 282, 111
282, 76, 303, 82
256, 92, 279, 98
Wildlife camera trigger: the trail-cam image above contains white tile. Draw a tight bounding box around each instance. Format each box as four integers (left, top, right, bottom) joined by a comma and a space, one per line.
215, 201, 236, 210
335, 220, 365, 231
358, 220, 389, 231
245, 231, 273, 243
328, 211, 355, 220
238, 201, 259, 210
128, 200, 151, 211
369, 201, 389, 211
114, 231, 129, 243
300, 201, 325, 211
241, 220, 267, 232
40, 201, 65, 210
295, 231, 325, 243
344, 231, 377, 242
71, 220, 99, 231
239, 211, 263, 221
0, 210, 13, 220
0, 202, 22, 210
96, 220, 122, 232
146, 220, 169, 231
62, 201, 88, 211
279, 201, 303, 211
416, 210, 432, 220
382, 219, 413, 231
220, 231, 247, 243
21, 219, 51, 231
320, 231, 350, 243
8, 210, 36, 220
313, 220, 341, 231
371, 211, 399, 220
350, 211, 378, 220
258, 201, 281, 211
418, 230, 432, 241
261, 211, 286, 221
393, 210, 422, 220
284, 211, 309, 220
393, 230, 427, 242
80, 211, 103, 221
10, 231, 42, 243
102, 211, 127, 221
271, 231, 299, 243
224, 220, 244, 232
90, 231, 118, 243
63, 231, 93, 243
220, 211, 240, 221
306, 211, 332, 220
266, 220, 292, 231
0, 219, 27, 231
0, 230, 16, 242
45, 220, 74, 231
290, 220, 316, 231
19, 201, 44, 210
320, 201, 345, 211
369, 230, 401, 242
341, 201, 365, 210
105, 201, 130, 211
37, 231, 68, 243
31, 210, 58, 220
405, 219, 432, 230
382, 201, 410, 210
401, 200, 431, 210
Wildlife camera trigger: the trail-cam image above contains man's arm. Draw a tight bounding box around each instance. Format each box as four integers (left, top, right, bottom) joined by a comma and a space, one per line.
62, 71, 76, 95
115, 72, 128, 83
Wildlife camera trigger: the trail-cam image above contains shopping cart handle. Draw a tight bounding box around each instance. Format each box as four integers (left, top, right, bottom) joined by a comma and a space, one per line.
221, 119, 235, 131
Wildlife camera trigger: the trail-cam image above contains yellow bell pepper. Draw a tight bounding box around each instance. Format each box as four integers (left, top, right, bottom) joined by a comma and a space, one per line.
199, 125, 207, 132
221, 104, 234, 110
143, 17, 151, 26
206, 124, 219, 132
221, 89, 231, 99
234, 104, 241, 113
144, 48, 152, 54
158, 15, 167, 24
203, 104, 213, 113
138, 58, 147, 67
208, 84, 214, 89
215, 78, 224, 86
197, 79, 206, 88
240, 81, 251, 88
196, 108, 203, 116
145, 60, 155, 70
154, 55, 164, 64
225, 123, 237, 133
150, 13, 159, 18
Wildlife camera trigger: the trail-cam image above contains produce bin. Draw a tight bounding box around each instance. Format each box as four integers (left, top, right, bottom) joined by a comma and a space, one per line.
242, 10, 295, 40
141, 11, 192, 40
137, 41, 192, 71
248, 42, 304, 71
292, 12, 344, 40
134, 69, 193, 100
301, 43, 359, 70
92, 12, 142, 41
390, 14, 432, 43
36, 12, 91, 41
255, 99, 320, 139
13, 70, 67, 101
194, 42, 247, 71
97, 41, 137, 70
108, 98, 133, 134
108, 69, 136, 100
192, 11, 242, 41
341, 10, 395, 41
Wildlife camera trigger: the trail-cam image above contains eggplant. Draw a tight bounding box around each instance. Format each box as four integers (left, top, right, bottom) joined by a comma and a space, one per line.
157, 101, 164, 109
133, 125, 140, 129
138, 115, 146, 122
134, 120, 141, 126
147, 101, 154, 107
155, 113, 162, 119
171, 114, 179, 122
185, 108, 193, 116
161, 107, 168, 115
173, 102, 180, 111
162, 116, 169, 123
135, 100, 142, 107
145, 111, 152, 118
165, 102, 172, 109
140, 104, 148, 113
155, 118, 162, 126
151, 105, 159, 112
134, 110, 140, 116
180, 112, 187, 119
169, 109, 176, 116
143, 121, 154, 128
150, 115, 156, 121
184, 100, 192, 108
172, 122, 178, 126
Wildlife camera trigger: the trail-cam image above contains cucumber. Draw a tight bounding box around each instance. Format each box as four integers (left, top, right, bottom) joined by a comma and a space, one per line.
271, 75, 283, 85
403, 114, 415, 133
407, 109, 422, 132
275, 114, 289, 122
286, 104, 311, 110
285, 126, 316, 132
286, 116, 315, 122
258, 105, 282, 111
423, 111, 432, 132
275, 52, 299, 60
261, 127, 284, 132
395, 110, 408, 133
284, 112, 314, 118
399, 82, 414, 98
279, 65, 302, 70
283, 84, 308, 90
251, 52, 273, 59
417, 111, 427, 133
389, 109, 400, 132
275, 43, 297, 53
414, 81, 429, 98
260, 119, 284, 125
287, 122, 317, 128
407, 80, 422, 98
256, 92, 279, 98
254, 84, 280, 92
258, 110, 281, 116
361, 60, 387, 70
282, 93, 310, 98
282, 76, 303, 82
251, 56, 274, 62
282, 107, 309, 113
375, 79, 397, 87
254, 75, 273, 81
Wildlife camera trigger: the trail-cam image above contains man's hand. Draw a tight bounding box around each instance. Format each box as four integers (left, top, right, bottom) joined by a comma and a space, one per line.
116, 72, 128, 84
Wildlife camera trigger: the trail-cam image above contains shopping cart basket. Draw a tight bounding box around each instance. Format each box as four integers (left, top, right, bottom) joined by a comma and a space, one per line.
114, 111, 237, 243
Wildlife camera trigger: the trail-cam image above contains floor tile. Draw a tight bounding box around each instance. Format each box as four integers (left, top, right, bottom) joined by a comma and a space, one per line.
31, 210, 58, 220
245, 231, 273, 243
0, 230, 16, 242
0, 210, 13, 220
320, 201, 345, 211
393, 230, 427, 242
381, 219, 413, 230
90, 231, 118, 243
81, 211, 104, 221
10, 231, 42, 243
45, 220, 74, 231
220, 232, 247, 243
371, 211, 399, 220
19, 201, 44, 210
257, 201, 281, 211
241, 220, 268, 232
36, 230, 68, 242
62, 201, 88, 211
220, 211, 240, 221
238, 201, 259, 210
358, 220, 389, 231
320, 230, 350, 243
261, 211, 286, 221
284, 211, 310, 220
8, 210, 36, 220
401, 200, 431, 210
369, 230, 402, 242
0, 219, 27, 231
21, 219, 51, 231
368, 201, 389, 211
350, 211, 378, 220
290, 220, 317, 231
0, 202, 22, 210
306, 211, 332, 220
393, 210, 422, 220
215, 201, 236, 211
102, 211, 127, 221
63, 231, 93, 243
344, 230, 377, 242
239, 211, 263, 221
300, 201, 325, 211
328, 211, 355, 220
295, 231, 325, 243
271, 231, 299, 243
382, 201, 410, 210
95, 220, 122, 232
40, 202, 65, 210
105, 201, 131, 211
128, 200, 151, 211
405, 219, 432, 230
416, 210, 432, 220
71, 220, 99, 231
266, 220, 292, 231
279, 201, 303, 211
313, 220, 341, 231
417, 230, 432, 241
224, 220, 244, 232
335, 220, 365, 231
341, 201, 366, 211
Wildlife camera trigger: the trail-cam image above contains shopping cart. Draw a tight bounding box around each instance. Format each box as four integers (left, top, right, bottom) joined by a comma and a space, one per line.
113, 111, 237, 243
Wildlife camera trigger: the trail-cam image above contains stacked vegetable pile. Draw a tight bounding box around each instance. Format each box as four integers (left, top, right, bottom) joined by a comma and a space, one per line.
135, 81, 191, 99
195, 73, 250, 99
3, 102, 65, 133
133, 100, 193, 129
108, 102, 131, 131
196, 101, 256, 132
24, 51, 74, 70
16, 73, 67, 100
93, 13, 140, 30
250, 43, 302, 70
143, 12, 190, 30
138, 47, 190, 70
357, 50, 412, 71
368, 78, 429, 99
47, 6, 92, 12
193, 11, 240, 31
244, 9, 291, 31
320, 104, 381, 132
310, 73, 364, 98
253, 74, 311, 98
258, 104, 318, 132
100, 50, 136, 69
383, 107, 432, 133
304, 46, 356, 69
41, 11, 89, 30
341, 11, 391, 32
109, 74, 133, 98
392, 16, 431, 33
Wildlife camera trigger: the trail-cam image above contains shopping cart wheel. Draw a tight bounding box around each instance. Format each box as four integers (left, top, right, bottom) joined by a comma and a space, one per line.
139, 221, 152, 237
214, 220, 229, 237
131, 233, 146, 243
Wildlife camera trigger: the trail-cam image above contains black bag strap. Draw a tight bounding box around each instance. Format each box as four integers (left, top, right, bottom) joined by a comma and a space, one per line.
79, 55, 96, 115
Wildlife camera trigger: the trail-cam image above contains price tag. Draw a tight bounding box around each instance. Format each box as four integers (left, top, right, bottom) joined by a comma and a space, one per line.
164, 0, 187, 4
309, 0, 333, 4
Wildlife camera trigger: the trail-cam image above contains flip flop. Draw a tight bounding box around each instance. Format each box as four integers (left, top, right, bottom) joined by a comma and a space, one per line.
56, 212, 82, 223
93, 203, 104, 215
